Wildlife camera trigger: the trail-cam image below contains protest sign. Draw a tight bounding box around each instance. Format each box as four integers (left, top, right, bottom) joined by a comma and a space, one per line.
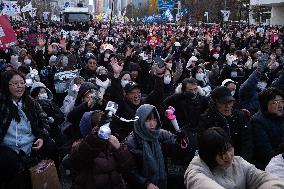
0, 15, 18, 50
24, 33, 46, 46
54, 70, 79, 93
147, 36, 160, 47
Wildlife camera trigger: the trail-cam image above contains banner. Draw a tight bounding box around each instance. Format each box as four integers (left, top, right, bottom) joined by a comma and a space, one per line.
24, 33, 46, 46
158, 0, 175, 11
28, 8, 37, 17
54, 70, 79, 93
147, 36, 160, 47
0, 15, 18, 50
221, 10, 230, 22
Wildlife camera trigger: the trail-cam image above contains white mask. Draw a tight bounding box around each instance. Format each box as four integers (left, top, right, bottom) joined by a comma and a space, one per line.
24, 59, 31, 65
38, 93, 48, 100
231, 71, 238, 78
257, 82, 267, 91
164, 76, 172, 85
196, 73, 205, 81
105, 53, 111, 59
213, 53, 220, 59
121, 80, 129, 88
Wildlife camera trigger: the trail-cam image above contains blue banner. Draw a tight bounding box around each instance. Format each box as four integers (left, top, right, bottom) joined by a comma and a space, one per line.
158, 0, 176, 11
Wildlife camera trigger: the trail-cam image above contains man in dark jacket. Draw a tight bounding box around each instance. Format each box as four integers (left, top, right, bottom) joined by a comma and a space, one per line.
250, 87, 284, 170
199, 86, 254, 162
108, 58, 165, 141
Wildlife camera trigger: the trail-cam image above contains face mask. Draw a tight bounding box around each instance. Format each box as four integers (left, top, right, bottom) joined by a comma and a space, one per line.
213, 53, 220, 59
184, 91, 196, 99
38, 93, 48, 100
231, 90, 235, 96
196, 73, 205, 81
10, 55, 19, 64
24, 59, 31, 65
164, 76, 172, 85
257, 82, 267, 91
231, 71, 238, 78
121, 80, 129, 88
105, 53, 111, 59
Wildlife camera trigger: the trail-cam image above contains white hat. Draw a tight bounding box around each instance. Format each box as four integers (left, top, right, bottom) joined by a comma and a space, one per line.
221, 79, 235, 87
174, 42, 181, 47
49, 55, 57, 64
186, 56, 198, 68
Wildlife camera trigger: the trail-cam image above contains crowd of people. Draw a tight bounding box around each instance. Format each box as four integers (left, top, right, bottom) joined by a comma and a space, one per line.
1, 19, 284, 189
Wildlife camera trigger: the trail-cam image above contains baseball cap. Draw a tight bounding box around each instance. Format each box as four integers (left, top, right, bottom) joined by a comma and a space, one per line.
211, 86, 235, 103
124, 81, 140, 93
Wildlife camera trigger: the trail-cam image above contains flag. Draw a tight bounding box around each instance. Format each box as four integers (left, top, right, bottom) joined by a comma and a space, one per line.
64, 0, 71, 8
21, 1, 32, 12
28, 8, 37, 17
0, 15, 18, 50
221, 10, 230, 22
2, 1, 20, 16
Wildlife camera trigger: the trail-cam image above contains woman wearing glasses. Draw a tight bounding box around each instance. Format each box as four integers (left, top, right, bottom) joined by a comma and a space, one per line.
250, 87, 284, 170
0, 70, 57, 187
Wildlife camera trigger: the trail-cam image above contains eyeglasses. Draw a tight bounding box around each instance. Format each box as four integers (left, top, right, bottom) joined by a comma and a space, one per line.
88, 61, 96, 65
272, 99, 284, 105
9, 81, 25, 87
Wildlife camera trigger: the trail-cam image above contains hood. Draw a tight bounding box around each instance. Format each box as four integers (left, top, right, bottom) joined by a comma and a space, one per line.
75, 82, 98, 106
134, 104, 162, 141
30, 82, 53, 100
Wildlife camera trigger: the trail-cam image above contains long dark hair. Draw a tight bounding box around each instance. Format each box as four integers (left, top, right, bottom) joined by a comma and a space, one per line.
0, 70, 31, 122
198, 127, 232, 170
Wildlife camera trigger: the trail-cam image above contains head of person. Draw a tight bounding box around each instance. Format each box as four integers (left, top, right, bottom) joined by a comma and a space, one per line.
164, 68, 172, 85
86, 56, 97, 72
75, 82, 99, 106
192, 66, 206, 82
181, 78, 199, 98
85, 42, 94, 52
30, 82, 53, 100
198, 127, 234, 170
128, 62, 140, 80
259, 87, 284, 117
1, 70, 26, 102
221, 79, 237, 96
23, 54, 33, 66
210, 86, 235, 117
120, 71, 132, 88
134, 104, 162, 138
124, 81, 141, 106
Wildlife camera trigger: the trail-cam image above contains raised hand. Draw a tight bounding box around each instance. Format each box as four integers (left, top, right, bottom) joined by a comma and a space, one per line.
110, 58, 124, 78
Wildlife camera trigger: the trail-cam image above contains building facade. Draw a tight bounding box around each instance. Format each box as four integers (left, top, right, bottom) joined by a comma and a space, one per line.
251, 0, 284, 25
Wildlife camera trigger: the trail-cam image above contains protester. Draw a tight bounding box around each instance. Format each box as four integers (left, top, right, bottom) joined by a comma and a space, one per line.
125, 104, 187, 189
250, 87, 284, 170
199, 86, 253, 162
184, 127, 284, 189
0, 70, 58, 187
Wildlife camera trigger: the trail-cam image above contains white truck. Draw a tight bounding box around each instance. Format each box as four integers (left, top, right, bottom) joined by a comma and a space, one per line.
62, 7, 91, 23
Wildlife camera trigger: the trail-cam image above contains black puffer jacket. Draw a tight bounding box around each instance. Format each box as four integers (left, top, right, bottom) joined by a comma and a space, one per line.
250, 110, 284, 170
198, 102, 254, 162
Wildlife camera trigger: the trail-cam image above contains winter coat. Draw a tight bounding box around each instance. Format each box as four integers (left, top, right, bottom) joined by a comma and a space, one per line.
265, 154, 284, 179
125, 130, 176, 189
250, 111, 284, 170
198, 104, 253, 162
239, 71, 261, 115
184, 156, 284, 189
0, 93, 48, 143
71, 130, 136, 189
80, 68, 96, 81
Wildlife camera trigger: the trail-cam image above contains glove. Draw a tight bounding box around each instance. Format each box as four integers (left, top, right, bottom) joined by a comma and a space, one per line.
257, 53, 269, 73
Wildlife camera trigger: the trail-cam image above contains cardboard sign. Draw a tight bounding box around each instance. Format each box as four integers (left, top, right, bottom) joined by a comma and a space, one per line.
0, 15, 18, 50
24, 33, 46, 46
147, 36, 160, 47
54, 69, 79, 93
